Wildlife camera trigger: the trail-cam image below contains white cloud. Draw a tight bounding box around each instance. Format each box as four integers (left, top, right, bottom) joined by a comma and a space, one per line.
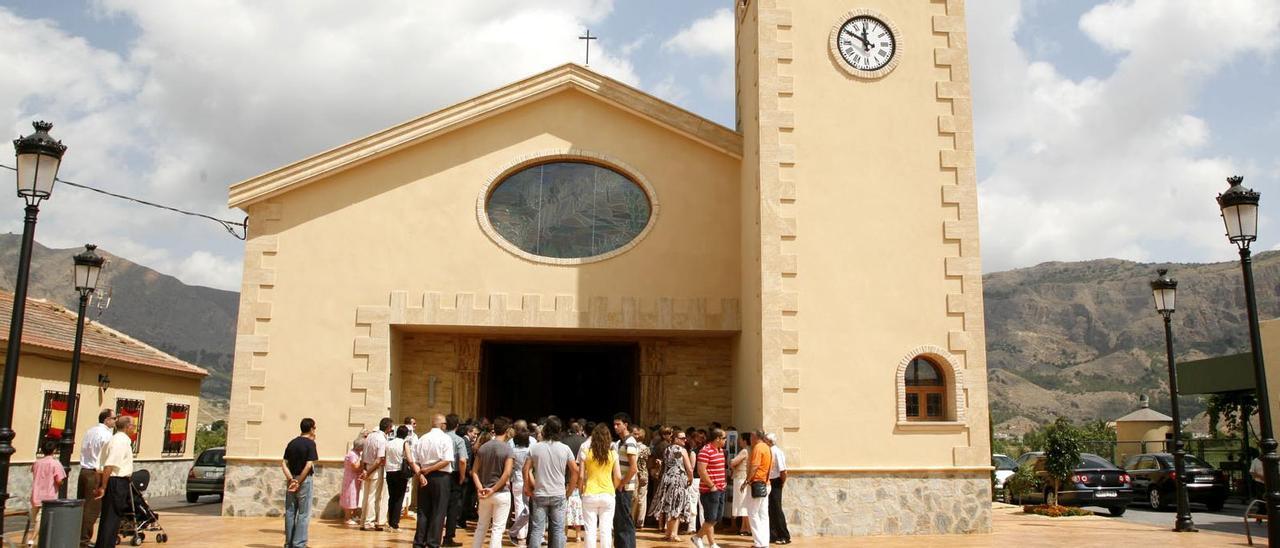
661, 8, 735, 101
651, 75, 689, 105
3, 1, 636, 290
969, 0, 1280, 272
663, 8, 733, 58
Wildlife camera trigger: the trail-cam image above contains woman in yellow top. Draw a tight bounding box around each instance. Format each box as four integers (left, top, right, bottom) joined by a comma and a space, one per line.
577, 423, 622, 548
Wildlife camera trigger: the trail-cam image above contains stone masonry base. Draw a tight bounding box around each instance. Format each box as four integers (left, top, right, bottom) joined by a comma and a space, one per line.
4, 459, 194, 511
223, 459, 345, 518
783, 471, 992, 536
225, 461, 990, 536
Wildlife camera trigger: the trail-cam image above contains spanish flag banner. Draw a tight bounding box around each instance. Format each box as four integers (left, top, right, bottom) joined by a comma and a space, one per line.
119, 406, 142, 442
46, 397, 67, 439
168, 409, 187, 444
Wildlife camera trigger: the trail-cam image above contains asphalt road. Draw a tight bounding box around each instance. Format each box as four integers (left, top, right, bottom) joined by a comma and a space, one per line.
1089, 500, 1256, 539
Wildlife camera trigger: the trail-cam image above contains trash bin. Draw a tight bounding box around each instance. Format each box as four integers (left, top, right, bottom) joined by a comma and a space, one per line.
37, 498, 82, 548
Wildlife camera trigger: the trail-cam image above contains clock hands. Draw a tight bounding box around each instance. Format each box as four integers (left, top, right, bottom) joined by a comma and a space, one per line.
844, 29, 869, 50
860, 27, 873, 52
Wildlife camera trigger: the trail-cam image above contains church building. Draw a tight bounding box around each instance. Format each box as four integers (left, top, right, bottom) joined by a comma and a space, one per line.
224, 0, 991, 536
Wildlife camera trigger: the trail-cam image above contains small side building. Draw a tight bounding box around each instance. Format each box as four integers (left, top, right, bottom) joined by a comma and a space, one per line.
0, 291, 206, 510
1113, 396, 1172, 465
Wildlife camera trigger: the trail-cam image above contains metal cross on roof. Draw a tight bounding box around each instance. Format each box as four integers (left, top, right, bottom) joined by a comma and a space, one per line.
579, 29, 598, 66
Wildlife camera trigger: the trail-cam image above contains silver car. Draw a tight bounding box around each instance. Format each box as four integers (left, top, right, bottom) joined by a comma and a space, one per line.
186, 447, 225, 502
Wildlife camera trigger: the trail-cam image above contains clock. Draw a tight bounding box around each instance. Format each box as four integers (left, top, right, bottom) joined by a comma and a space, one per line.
829, 9, 902, 79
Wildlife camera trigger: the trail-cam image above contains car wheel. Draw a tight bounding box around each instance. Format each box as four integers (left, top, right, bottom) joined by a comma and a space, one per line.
1108, 506, 1127, 517
186, 492, 200, 503
1206, 499, 1226, 512
1148, 488, 1164, 510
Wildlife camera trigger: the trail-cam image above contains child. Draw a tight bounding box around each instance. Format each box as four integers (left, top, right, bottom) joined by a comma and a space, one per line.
24, 438, 66, 546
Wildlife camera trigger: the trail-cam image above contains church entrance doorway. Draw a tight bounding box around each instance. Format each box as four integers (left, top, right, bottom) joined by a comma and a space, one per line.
478, 341, 638, 422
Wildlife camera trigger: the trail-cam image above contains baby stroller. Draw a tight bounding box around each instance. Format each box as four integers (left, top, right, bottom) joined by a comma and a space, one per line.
117, 469, 170, 545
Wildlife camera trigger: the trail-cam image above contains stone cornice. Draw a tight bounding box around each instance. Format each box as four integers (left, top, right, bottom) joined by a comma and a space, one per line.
228, 63, 743, 209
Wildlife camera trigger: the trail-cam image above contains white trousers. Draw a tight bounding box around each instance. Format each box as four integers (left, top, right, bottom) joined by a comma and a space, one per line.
581, 493, 615, 548
510, 486, 529, 540
474, 491, 512, 548
361, 471, 387, 527
744, 484, 770, 548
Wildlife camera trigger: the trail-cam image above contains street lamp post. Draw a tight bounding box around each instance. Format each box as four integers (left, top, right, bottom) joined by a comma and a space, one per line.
1, 122, 66, 522
57, 244, 104, 498
1217, 175, 1280, 545
1151, 269, 1196, 532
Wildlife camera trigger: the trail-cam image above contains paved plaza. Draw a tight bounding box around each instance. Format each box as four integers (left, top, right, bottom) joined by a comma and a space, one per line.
18, 504, 1248, 548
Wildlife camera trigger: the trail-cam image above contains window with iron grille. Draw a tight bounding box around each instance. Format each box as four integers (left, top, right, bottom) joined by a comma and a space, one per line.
38, 391, 79, 454
163, 404, 189, 456
115, 398, 145, 454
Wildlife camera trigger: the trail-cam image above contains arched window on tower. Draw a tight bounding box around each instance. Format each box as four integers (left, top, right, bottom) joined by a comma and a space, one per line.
904, 357, 946, 421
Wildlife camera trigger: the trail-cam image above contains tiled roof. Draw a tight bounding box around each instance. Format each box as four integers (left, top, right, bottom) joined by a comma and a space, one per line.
0, 291, 207, 377
1114, 407, 1173, 423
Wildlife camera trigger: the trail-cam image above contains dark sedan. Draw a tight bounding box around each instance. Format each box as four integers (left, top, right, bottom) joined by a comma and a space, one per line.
1015, 452, 1135, 516
1123, 452, 1228, 511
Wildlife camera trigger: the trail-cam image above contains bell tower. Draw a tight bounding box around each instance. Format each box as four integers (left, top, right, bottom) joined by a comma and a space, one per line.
734, 0, 991, 536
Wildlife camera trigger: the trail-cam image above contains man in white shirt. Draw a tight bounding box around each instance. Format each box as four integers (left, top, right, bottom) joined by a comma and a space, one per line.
612, 413, 639, 548
93, 415, 136, 548
404, 416, 419, 444
766, 433, 791, 544
79, 409, 115, 547
412, 414, 455, 548
362, 417, 393, 530
385, 425, 411, 531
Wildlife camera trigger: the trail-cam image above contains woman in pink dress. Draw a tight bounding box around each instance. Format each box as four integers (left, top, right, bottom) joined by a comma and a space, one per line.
341, 431, 368, 525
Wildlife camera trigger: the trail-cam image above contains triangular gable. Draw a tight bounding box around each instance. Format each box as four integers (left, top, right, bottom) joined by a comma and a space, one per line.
228, 63, 743, 209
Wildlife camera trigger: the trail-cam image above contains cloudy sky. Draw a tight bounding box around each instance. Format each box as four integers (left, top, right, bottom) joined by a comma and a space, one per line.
1, 0, 1278, 291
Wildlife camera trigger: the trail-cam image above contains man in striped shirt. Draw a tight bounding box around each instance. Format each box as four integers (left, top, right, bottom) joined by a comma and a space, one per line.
692, 428, 728, 548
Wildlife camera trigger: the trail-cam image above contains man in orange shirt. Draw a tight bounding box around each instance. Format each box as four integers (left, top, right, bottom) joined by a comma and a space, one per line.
740, 430, 772, 548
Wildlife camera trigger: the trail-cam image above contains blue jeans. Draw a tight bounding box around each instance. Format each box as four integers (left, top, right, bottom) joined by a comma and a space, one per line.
528, 495, 566, 548
284, 476, 312, 548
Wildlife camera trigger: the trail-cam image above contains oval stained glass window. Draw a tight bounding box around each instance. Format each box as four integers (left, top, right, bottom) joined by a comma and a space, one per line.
485, 161, 653, 260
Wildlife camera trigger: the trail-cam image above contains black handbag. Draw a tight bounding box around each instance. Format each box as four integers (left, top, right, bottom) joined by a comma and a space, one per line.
750, 480, 768, 498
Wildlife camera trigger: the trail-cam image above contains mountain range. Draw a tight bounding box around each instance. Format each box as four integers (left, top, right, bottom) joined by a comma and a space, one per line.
0, 235, 235, 423
3, 235, 1277, 431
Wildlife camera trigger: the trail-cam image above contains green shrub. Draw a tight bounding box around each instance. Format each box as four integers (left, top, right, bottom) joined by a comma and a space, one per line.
1044, 417, 1083, 506
1005, 462, 1039, 504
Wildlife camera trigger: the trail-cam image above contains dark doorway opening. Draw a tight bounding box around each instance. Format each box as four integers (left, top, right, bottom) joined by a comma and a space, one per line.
479, 341, 637, 422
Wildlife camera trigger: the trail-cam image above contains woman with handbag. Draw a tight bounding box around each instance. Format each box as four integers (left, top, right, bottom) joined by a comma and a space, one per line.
648, 431, 692, 542
742, 430, 773, 548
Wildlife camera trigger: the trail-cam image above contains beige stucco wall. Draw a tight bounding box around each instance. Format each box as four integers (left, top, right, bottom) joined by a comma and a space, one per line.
1116, 421, 1171, 464
1, 347, 202, 463
228, 89, 743, 460
737, 0, 989, 469
1260, 318, 1280, 436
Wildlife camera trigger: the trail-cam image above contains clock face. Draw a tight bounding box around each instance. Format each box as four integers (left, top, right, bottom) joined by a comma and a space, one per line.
836, 16, 896, 72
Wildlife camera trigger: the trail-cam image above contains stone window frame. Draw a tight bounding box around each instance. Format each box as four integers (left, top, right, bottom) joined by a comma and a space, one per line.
895, 345, 966, 430
476, 148, 662, 266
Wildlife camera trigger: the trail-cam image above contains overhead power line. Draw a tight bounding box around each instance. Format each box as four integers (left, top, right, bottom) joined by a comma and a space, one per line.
0, 164, 247, 240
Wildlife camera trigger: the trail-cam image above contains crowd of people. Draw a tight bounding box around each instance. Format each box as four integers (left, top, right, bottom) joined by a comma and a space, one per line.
280, 412, 794, 548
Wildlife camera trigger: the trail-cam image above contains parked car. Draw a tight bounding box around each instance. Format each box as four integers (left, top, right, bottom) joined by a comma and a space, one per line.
186, 447, 225, 502
993, 454, 1018, 489
1122, 452, 1228, 511
1014, 451, 1134, 516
